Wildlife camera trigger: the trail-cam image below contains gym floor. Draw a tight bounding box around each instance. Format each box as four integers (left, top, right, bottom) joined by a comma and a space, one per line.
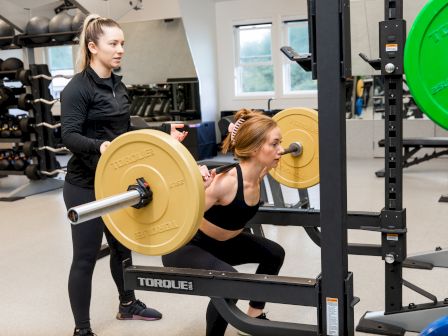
1, 157, 447, 336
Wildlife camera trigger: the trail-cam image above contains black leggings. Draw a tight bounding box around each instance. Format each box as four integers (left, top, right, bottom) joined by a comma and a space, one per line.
162, 229, 285, 336
63, 181, 136, 329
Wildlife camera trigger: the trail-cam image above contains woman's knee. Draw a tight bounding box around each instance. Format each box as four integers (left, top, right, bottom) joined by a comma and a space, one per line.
109, 242, 132, 260
72, 252, 97, 275
273, 243, 286, 265
264, 240, 286, 265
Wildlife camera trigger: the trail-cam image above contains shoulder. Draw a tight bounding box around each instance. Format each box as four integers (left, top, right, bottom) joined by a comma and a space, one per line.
61, 71, 93, 100
206, 168, 237, 199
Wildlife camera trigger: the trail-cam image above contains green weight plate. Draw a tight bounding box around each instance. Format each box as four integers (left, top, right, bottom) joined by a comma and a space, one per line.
404, 0, 448, 129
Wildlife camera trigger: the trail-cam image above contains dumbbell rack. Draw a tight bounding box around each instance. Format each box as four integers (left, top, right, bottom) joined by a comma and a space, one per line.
0, 77, 32, 185
0, 64, 65, 201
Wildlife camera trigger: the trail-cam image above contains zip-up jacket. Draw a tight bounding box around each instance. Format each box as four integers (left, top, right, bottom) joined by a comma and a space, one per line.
61, 66, 170, 188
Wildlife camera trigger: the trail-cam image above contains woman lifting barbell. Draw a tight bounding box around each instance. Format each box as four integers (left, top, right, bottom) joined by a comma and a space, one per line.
61, 14, 187, 336
162, 108, 286, 336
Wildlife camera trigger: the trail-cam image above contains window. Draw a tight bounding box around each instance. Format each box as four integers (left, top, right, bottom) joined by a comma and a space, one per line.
46, 46, 74, 99
283, 20, 317, 92
234, 23, 274, 95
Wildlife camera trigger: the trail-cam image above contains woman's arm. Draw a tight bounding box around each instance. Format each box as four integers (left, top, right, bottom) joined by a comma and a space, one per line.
129, 120, 188, 142
203, 173, 235, 211
61, 79, 103, 154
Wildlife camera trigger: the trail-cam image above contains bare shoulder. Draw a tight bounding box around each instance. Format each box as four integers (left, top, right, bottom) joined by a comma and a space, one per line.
207, 167, 237, 200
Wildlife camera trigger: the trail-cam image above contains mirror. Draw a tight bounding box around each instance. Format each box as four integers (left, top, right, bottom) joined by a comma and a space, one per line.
345, 75, 426, 121
118, 18, 199, 121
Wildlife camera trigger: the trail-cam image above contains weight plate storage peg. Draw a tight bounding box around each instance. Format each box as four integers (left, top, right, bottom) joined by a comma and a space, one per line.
95, 130, 205, 256
404, 0, 448, 130
269, 107, 319, 189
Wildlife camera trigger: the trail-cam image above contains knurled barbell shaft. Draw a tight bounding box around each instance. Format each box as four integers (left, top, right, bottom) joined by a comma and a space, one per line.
68, 189, 142, 225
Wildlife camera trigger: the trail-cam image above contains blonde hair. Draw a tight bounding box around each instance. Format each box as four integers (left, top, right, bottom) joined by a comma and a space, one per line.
76, 14, 122, 72
221, 109, 277, 161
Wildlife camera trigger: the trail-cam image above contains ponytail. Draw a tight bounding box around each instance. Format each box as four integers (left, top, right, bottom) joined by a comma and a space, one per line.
75, 14, 121, 72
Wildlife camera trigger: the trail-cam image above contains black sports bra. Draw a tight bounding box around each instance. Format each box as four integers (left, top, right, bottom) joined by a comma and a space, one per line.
203, 164, 260, 230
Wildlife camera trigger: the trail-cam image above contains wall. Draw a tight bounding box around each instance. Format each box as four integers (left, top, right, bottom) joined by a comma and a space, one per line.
119, 19, 196, 85
178, 0, 219, 122
215, 0, 316, 112
74, 0, 181, 23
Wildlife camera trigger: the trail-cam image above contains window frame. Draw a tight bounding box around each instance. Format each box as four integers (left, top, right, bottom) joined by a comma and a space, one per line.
281, 18, 317, 96
233, 21, 275, 97
45, 45, 75, 99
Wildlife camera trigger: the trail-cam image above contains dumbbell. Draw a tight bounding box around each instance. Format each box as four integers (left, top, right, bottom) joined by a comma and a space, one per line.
25, 164, 41, 180
24, 162, 65, 180
9, 123, 22, 138
22, 141, 34, 156
11, 152, 28, 170
1, 122, 10, 137
0, 159, 10, 170
19, 117, 31, 133
0, 151, 11, 170
16, 69, 73, 86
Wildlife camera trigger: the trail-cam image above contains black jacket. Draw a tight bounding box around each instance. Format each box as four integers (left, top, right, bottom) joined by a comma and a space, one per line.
61, 66, 170, 188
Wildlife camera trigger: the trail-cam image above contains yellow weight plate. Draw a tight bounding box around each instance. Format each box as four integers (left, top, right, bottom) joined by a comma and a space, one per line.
270, 108, 319, 189
356, 79, 364, 97
95, 130, 204, 256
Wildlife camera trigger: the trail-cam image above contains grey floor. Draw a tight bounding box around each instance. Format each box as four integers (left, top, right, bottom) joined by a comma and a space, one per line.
1, 157, 447, 336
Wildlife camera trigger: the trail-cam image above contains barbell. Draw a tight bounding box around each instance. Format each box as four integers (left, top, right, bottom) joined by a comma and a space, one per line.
67, 107, 319, 256
18, 93, 58, 110
16, 68, 73, 86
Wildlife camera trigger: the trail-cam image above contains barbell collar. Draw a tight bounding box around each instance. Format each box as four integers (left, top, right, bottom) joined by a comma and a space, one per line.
68, 188, 142, 225
127, 177, 153, 209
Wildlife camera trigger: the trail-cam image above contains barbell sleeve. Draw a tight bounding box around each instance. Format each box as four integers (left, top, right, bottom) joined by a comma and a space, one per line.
68, 189, 142, 225
282, 142, 303, 157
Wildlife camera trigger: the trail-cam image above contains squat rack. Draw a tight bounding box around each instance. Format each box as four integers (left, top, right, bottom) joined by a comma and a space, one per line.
123, 0, 355, 335
251, 0, 448, 334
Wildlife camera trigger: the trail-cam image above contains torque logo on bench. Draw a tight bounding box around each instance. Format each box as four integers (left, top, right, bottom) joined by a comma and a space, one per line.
137, 277, 194, 291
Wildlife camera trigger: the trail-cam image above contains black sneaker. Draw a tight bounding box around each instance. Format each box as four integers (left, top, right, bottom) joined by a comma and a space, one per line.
73, 328, 96, 336
238, 313, 269, 336
116, 299, 162, 321
255, 313, 268, 320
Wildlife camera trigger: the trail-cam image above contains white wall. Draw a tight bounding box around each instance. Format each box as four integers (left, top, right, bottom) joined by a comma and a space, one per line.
119, 0, 181, 23
178, 0, 219, 122
75, 0, 181, 23
215, 0, 317, 112
119, 19, 196, 85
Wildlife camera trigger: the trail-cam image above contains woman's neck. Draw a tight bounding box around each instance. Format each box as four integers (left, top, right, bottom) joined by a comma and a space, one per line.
90, 61, 112, 78
239, 160, 264, 184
